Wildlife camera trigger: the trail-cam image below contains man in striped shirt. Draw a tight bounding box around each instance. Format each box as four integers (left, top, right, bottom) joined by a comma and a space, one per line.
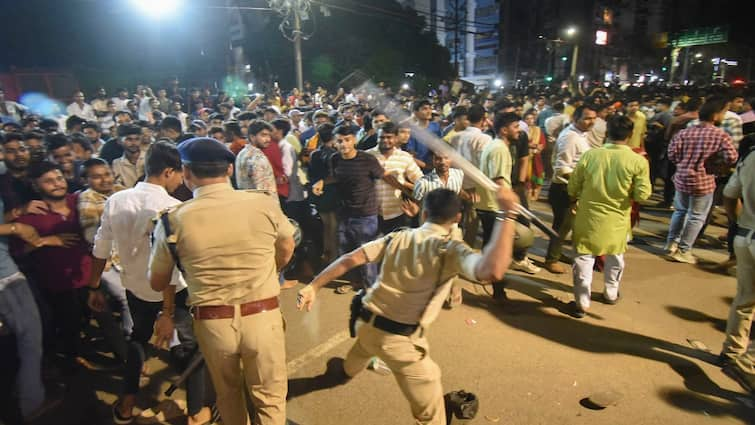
367, 122, 423, 234
665, 96, 738, 264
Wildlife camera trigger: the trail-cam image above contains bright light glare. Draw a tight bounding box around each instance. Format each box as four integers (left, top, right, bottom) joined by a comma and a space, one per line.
578, 75, 585, 81
566, 27, 577, 37
494, 79, 503, 87
132, 0, 179, 17
694, 53, 703, 58
401, 83, 410, 90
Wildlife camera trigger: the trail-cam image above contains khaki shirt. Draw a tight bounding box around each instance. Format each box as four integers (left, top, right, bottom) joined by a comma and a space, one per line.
724, 150, 755, 231
149, 183, 295, 306
361, 222, 481, 328
112, 153, 146, 188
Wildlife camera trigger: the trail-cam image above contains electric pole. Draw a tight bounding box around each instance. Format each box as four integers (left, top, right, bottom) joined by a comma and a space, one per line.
293, 7, 304, 90
269, 0, 311, 90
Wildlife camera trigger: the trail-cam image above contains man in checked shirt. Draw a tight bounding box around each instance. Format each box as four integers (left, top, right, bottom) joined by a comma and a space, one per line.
665, 96, 738, 264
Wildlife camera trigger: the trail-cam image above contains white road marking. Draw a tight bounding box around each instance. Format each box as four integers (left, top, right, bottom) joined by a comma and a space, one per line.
286, 329, 351, 375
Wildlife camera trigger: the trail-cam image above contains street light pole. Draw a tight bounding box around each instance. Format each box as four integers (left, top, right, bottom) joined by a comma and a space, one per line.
570, 43, 579, 79
293, 6, 304, 91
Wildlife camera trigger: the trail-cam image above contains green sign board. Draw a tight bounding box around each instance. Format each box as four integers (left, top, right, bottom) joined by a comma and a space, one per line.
671, 26, 729, 47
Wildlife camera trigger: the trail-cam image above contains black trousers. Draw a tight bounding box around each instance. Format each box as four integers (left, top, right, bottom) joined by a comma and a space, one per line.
44, 287, 126, 362
125, 289, 211, 415
379, 214, 411, 235
477, 209, 530, 298
546, 182, 573, 263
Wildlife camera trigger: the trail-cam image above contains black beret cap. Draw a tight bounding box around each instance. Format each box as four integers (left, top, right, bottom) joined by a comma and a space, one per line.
177, 137, 235, 164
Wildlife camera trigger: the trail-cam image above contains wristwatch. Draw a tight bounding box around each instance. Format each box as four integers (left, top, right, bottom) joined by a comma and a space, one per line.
9, 223, 17, 234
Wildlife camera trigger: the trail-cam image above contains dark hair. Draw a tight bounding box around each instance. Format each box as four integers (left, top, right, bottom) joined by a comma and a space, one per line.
186, 162, 229, 178
145, 141, 182, 177
467, 104, 486, 124
24, 131, 45, 141
248, 120, 273, 136
39, 118, 59, 132
28, 160, 61, 180
81, 157, 109, 178
658, 97, 673, 107
413, 99, 432, 112
494, 99, 515, 113
452, 106, 469, 119
81, 121, 101, 133
209, 126, 224, 135
118, 124, 142, 138
208, 112, 224, 121
65, 115, 85, 131
113, 111, 133, 123
684, 97, 703, 112
573, 104, 596, 121
699, 96, 728, 122
493, 112, 520, 134
607, 115, 634, 142
224, 121, 243, 139
316, 123, 335, 143
424, 188, 462, 223
552, 102, 565, 113
237, 111, 257, 121
271, 118, 292, 135
334, 124, 359, 136
45, 133, 72, 151
378, 121, 399, 135
160, 116, 182, 134
1, 132, 24, 145
70, 132, 94, 152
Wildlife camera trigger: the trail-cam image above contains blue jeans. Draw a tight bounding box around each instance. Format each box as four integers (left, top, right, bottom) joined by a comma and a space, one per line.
0, 275, 44, 418
666, 191, 714, 252
338, 215, 378, 288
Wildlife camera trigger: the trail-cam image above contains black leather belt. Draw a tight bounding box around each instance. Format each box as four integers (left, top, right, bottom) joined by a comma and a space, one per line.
359, 309, 419, 336
736, 227, 753, 237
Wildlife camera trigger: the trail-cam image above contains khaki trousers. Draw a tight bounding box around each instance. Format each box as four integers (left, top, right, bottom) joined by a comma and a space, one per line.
344, 319, 445, 425
194, 307, 287, 425
722, 234, 755, 366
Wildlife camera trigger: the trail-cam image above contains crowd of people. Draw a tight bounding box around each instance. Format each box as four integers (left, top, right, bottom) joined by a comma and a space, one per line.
0, 77, 754, 424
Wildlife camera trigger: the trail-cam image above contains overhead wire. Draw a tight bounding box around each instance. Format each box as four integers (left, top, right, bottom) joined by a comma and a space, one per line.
309, 0, 496, 36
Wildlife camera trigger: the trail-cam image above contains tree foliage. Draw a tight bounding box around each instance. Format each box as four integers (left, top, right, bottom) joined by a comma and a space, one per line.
243, 0, 454, 89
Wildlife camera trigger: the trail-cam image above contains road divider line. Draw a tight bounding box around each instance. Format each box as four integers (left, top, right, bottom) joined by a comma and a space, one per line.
287, 329, 351, 374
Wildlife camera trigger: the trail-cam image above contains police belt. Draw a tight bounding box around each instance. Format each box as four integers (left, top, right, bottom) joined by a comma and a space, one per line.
736, 226, 754, 239
192, 296, 279, 320
359, 308, 419, 336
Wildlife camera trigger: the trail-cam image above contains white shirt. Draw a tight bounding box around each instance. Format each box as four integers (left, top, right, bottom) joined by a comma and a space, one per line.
552, 124, 591, 185
66, 102, 96, 121
545, 113, 570, 144
280, 138, 305, 202
450, 126, 492, 190
112, 97, 129, 111
367, 147, 423, 219
586, 117, 607, 148
93, 182, 186, 302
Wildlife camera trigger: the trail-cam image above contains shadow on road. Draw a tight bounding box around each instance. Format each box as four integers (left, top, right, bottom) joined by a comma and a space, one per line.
666, 305, 727, 332
462, 283, 754, 422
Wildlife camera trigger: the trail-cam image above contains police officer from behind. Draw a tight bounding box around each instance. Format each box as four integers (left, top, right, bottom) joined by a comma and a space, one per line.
149, 138, 296, 425
719, 134, 755, 396
297, 187, 519, 425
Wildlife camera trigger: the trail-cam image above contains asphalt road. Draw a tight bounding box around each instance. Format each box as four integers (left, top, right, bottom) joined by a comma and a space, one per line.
26, 195, 755, 425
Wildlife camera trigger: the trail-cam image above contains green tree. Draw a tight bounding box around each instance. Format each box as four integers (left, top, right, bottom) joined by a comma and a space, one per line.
243, 0, 454, 89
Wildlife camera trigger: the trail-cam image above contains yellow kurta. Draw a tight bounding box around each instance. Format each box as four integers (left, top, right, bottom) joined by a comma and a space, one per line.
568, 144, 651, 255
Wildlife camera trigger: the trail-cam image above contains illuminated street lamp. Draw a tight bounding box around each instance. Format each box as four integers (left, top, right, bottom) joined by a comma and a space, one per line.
563, 26, 579, 79
131, 0, 180, 17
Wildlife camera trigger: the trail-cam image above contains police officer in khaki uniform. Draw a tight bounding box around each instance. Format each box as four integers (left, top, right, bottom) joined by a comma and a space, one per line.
149, 138, 296, 425
298, 187, 519, 424
720, 135, 755, 396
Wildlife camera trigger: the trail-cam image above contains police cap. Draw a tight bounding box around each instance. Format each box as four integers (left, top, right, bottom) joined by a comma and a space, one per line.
177, 137, 235, 164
